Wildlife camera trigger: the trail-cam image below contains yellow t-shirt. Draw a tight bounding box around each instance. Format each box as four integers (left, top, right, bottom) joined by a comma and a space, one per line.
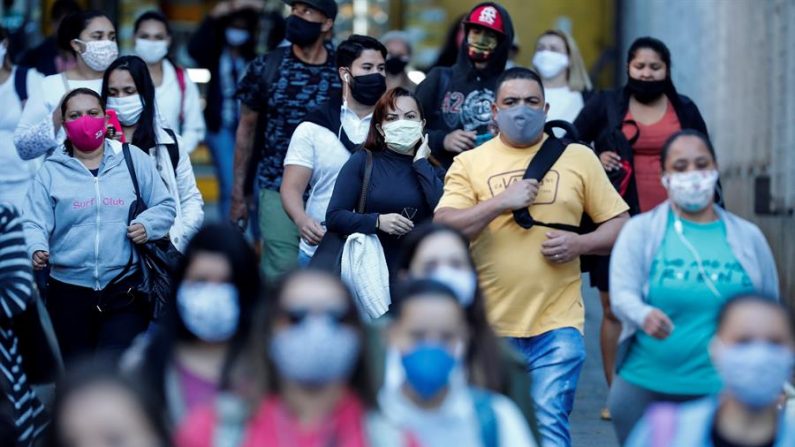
436, 135, 628, 337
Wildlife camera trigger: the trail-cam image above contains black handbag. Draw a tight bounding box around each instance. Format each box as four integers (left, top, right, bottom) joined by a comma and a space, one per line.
120, 143, 183, 319
309, 149, 373, 273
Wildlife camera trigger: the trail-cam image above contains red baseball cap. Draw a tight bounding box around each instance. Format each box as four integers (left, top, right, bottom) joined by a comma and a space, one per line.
463, 5, 505, 35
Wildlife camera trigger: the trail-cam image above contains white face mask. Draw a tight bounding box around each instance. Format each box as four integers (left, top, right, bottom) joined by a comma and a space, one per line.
532, 50, 569, 79
76, 39, 118, 72
135, 38, 169, 64
177, 281, 240, 343
106, 95, 144, 126
429, 265, 478, 308
382, 119, 423, 154
662, 169, 719, 213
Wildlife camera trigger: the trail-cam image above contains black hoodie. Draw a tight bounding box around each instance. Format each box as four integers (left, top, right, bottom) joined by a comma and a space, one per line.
415, 2, 515, 169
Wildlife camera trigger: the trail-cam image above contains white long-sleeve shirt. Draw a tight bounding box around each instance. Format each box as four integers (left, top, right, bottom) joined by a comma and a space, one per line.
155, 60, 206, 154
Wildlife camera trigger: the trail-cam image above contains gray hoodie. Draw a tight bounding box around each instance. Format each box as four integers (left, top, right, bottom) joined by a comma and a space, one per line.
23, 139, 176, 290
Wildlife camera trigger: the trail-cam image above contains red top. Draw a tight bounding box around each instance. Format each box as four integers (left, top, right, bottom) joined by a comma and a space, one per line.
623, 102, 681, 212
174, 390, 418, 447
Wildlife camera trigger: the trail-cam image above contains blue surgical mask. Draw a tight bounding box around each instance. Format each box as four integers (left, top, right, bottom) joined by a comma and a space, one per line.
270, 315, 360, 385
714, 340, 795, 409
177, 282, 240, 343
495, 105, 546, 147
401, 344, 457, 400
225, 28, 250, 47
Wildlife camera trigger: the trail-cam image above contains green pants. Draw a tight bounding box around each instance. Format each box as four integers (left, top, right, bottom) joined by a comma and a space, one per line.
258, 188, 299, 283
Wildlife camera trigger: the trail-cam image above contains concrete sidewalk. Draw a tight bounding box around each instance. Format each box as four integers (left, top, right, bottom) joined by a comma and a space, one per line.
570, 283, 619, 446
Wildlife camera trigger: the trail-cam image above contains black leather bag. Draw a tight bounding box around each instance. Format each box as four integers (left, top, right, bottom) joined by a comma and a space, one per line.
309, 149, 373, 273
120, 144, 182, 319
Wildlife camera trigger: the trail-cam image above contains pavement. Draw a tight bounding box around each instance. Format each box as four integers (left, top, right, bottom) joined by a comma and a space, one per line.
570, 282, 619, 447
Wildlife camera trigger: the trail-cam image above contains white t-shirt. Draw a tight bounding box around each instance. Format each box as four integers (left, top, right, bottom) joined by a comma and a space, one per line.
283, 106, 371, 256
545, 86, 585, 125
0, 67, 44, 208
154, 60, 206, 153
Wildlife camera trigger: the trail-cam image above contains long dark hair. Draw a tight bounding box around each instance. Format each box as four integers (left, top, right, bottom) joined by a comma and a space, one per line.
395, 223, 505, 392
60, 88, 105, 157
101, 55, 158, 151
140, 224, 263, 405
625, 36, 680, 104
57, 10, 112, 55
250, 269, 376, 408
48, 359, 172, 447
363, 87, 426, 152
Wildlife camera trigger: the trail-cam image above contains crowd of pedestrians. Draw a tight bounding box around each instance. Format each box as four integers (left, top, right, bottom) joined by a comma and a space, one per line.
0, 1, 792, 446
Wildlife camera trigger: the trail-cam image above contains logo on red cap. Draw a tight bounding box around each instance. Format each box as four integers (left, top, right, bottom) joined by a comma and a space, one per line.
466, 5, 505, 34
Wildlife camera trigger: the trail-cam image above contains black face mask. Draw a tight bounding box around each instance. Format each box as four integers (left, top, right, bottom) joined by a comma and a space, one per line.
348, 72, 387, 106
626, 77, 667, 104
385, 56, 409, 75
285, 15, 323, 47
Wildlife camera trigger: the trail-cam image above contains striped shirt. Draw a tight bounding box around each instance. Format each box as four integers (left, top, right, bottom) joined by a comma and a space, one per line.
0, 204, 48, 446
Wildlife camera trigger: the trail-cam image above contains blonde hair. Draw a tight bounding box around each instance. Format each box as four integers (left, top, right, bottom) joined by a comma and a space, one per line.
538, 29, 592, 92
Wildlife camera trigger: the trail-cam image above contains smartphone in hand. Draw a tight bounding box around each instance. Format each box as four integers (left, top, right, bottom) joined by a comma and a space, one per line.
106, 109, 125, 142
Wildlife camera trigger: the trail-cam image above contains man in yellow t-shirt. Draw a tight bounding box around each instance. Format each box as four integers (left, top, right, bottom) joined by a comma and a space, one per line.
435, 67, 629, 446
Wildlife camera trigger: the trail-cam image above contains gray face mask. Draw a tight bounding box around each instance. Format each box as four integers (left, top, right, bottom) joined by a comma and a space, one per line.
495, 105, 546, 147
270, 315, 360, 385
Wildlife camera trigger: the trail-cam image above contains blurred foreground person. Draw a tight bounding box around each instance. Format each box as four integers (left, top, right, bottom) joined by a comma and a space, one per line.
125, 223, 261, 427
626, 295, 795, 446
175, 269, 417, 446
380, 279, 536, 447
0, 204, 48, 447
48, 361, 171, 447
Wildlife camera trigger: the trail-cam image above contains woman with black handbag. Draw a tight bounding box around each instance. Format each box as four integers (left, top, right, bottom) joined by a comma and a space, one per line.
22, 88, 176, 366
573, 36, 709, 420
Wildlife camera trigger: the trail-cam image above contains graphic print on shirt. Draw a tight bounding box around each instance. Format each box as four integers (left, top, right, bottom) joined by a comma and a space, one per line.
651, 258, 753, 289
241, 49, 342, 191
442, 88, 495, 133
487, 169, 560, 204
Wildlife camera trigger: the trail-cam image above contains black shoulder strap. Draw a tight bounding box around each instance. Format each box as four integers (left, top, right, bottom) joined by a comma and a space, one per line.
14, 66, 29, 102
162, 128, 180, 175
121, 143, 142, 202
357, 149, 373, 213
264, 46, 288, 92
511, 130, 581, 233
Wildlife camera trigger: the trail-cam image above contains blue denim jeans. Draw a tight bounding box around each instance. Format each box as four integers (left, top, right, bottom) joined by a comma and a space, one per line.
205, 127, 236, 219
508, 327, 586, 447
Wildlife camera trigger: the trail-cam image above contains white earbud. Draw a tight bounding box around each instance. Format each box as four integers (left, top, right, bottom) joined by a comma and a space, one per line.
344, 73, 350, 83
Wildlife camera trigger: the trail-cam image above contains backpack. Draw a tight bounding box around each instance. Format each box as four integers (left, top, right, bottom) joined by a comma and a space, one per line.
175, 65, 186, 131
512, 120, 586, 233
14, 66, 29, 102
162, 128, 180, 176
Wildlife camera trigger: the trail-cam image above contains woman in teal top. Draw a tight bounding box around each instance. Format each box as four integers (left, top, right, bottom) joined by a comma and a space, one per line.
607, 129, 779, 445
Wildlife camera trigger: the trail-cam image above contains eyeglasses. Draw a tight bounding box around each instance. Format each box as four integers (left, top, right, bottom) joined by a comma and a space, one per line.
398, 207, 418, 239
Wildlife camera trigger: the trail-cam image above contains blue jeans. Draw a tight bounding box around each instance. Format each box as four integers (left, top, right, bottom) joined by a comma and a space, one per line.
508, 327, 585, 447
205, 127, 236, 219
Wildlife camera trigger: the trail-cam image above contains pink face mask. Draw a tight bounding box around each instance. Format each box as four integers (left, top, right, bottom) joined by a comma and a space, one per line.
63, 115, 107, 152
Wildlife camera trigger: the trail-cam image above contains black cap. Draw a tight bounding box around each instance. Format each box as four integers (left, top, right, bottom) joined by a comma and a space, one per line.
283, 0, 338, 20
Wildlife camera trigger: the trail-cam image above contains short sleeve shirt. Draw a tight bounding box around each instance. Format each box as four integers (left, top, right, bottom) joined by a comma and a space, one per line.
436, 135, 629, 337
237, 45, 341, 191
